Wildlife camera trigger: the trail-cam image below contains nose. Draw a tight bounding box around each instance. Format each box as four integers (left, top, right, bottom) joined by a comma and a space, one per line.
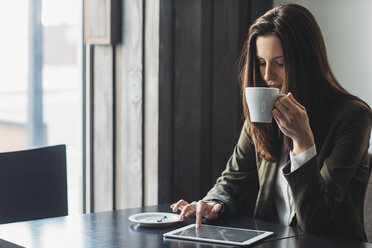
264, 63, 276, 82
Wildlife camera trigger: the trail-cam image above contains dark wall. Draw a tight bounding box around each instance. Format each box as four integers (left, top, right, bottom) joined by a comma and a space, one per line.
158, 0, 273, 204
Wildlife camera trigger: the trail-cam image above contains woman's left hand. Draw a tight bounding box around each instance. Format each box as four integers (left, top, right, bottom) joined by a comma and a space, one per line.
272, 92, 315, 155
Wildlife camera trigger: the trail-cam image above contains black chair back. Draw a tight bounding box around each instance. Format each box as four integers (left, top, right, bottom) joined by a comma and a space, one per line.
365, 153, 372, 242
0, 145, 68, 224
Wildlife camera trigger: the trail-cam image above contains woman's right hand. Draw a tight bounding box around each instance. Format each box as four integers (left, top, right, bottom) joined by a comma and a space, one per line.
170, 199, 223, 229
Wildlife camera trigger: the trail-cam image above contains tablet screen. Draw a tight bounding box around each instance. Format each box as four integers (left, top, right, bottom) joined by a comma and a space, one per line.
164, 224, 273, 246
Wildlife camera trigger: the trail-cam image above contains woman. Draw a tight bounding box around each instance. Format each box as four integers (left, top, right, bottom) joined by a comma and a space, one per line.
171, 3, 372, 241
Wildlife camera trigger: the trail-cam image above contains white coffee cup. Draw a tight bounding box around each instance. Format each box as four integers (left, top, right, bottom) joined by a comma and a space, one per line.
245, 87, 285, 123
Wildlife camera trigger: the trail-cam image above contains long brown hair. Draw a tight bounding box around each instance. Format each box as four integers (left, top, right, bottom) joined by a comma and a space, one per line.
240, 3, 365, 162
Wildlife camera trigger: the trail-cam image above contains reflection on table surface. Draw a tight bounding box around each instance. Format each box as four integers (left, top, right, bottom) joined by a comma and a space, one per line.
0, 204, 369, 248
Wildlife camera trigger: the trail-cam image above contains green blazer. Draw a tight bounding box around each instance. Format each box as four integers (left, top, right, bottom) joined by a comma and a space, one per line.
203, 100, 372, 241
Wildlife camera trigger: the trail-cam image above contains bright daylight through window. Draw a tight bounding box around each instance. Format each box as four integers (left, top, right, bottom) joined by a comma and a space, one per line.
0, 1, 83, 214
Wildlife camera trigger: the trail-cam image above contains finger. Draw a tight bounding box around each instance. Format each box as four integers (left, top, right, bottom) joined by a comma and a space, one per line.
273, 110, 291, 132
276, 96, 301, 113
273, 113, 283, 128
195, 201, 206, 229
213, 203, 222, 214
287, 92, 305, 110
172, 199, 188, 212
185, 209, 196, 218
274, 99, 290, 116
204, 204, 222, 220
179, 203, 196, 221
272, 108, 286, 124
273, 114, 288, 133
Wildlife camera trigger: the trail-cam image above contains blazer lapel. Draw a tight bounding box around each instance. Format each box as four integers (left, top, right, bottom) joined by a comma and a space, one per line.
254, 158, 280, 221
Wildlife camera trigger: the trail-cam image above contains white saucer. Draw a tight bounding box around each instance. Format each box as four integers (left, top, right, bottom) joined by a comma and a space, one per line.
128, 212, 180, 227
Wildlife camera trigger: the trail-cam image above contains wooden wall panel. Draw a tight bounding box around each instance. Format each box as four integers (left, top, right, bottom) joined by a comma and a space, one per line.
158, 0, 175, 204
93, 45, 114, 212
84, 0, 122, 44
88, 0, 144, 212
210, 0, 243, 187
199, 0, 213, 197
115, 0, 143, 209
173, 0, 206, 201
144, 0, 160, 206
159, 0, 273, 204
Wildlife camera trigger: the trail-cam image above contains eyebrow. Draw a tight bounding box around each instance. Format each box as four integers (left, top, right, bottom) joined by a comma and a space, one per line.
256, 55, 283, 60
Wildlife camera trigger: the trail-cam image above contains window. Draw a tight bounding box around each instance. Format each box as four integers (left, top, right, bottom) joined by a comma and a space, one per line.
0, 1, 83, 215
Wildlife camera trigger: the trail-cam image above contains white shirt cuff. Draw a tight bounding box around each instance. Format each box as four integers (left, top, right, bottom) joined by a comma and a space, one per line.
289, 145, 316, 172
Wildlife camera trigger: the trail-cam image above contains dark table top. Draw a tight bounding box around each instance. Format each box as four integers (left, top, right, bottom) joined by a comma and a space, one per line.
0, 204, 370, 248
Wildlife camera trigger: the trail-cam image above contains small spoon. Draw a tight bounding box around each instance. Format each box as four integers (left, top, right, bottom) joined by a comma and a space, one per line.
157, 216, 167, 222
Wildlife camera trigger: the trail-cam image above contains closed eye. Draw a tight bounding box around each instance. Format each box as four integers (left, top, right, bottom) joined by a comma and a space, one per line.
256, 57, 284, 67
275, 58, 284, 67
257, 59, 266, 66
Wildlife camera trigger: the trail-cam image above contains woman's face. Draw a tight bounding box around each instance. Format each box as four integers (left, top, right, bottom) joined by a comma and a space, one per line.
256, 35, 285, 89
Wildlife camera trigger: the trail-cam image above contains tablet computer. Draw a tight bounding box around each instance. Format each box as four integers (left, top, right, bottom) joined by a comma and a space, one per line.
163, 224, 273, 246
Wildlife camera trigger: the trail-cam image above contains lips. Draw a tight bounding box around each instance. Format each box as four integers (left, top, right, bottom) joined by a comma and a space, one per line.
268, 85, 282, 89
